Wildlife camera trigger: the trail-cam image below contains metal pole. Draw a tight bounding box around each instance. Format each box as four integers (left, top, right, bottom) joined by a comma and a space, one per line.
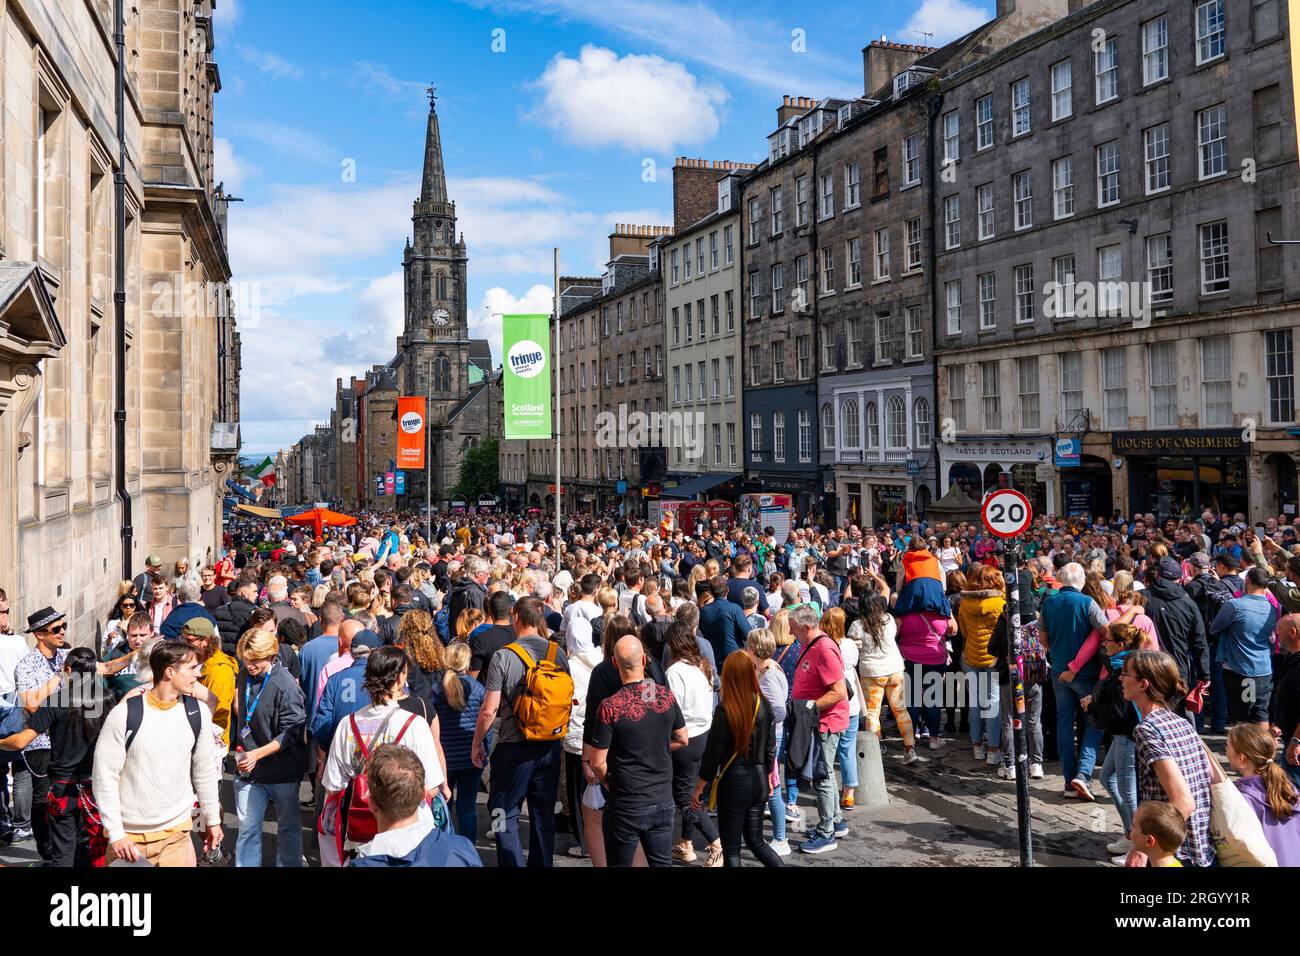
553, 247, 561, 553
1003, 539, 1033, 867
425, 368, 432, 545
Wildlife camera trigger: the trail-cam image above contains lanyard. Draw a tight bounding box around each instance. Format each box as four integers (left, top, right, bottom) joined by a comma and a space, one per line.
243, 673, 270, 727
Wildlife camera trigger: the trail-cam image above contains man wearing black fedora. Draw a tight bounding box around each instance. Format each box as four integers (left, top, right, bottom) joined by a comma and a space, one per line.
11, 607, 130, 860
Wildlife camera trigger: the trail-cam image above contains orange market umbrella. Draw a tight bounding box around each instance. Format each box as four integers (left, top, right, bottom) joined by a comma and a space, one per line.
285, 508, 357, 540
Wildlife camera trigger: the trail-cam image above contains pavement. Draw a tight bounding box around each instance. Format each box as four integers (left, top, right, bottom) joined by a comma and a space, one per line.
0, 729, 1232, 869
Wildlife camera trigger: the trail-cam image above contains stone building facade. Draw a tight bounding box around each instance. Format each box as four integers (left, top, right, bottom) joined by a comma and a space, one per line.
661, 159, 751, 499
739, 96, 842, 521
0, 0, 239, 641
933, 0, 1300, 522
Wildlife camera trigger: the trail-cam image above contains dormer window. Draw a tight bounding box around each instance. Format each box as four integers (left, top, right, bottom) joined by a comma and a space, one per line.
837, 104, 851, 129
717, 179, 731, 214
892, 66, 935, 100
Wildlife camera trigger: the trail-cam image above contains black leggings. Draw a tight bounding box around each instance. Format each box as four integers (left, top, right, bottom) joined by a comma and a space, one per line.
716, 764, 783, 868
671, 734, 719, 844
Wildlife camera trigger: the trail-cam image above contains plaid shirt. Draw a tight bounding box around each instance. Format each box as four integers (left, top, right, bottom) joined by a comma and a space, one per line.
1134, 707, 1215, 867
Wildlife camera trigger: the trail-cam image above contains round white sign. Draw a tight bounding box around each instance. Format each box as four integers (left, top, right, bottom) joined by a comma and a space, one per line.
400, 411, 423, 434
981, 488, 1033, 539
507, 340, 546, 379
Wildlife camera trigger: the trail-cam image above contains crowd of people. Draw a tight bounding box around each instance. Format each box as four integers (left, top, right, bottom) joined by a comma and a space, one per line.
0, 502, 1298, 868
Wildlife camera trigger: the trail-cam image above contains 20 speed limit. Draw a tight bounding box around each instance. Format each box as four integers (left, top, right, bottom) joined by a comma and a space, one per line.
981, 489, 1033, 538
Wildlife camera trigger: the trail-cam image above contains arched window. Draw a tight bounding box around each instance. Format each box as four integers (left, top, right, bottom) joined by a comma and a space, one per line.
865, 401, 879, 449
840, 398, 860, 447
820, 403, 834, 450
886, 394, 907, 449
914, 397, 931, 448
433, 355, 451, 392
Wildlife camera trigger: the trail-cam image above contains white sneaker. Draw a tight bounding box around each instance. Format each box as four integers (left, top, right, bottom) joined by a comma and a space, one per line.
996, 764, 1016, 780
1106, 837, 1133, 855
767, 839, 792, 858
928, 736, 946, 751
901, 748, 920, 765
1029, 763, 1044, 779
985, 749, 1002, 766
973, 744, 987, 761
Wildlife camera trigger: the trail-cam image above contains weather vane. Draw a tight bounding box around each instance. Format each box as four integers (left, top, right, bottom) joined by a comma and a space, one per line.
427, 83, 437, 107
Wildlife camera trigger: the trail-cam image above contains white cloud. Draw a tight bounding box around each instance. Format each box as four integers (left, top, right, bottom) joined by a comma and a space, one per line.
236, 45, 306, 80
354, 61, 430, 103
227, 120, 335, 163
214, 0, 240, 31
319, 271, 406, 367
905, 0, 991, 45
530, 45, 726, 153
458, 0, 858, 96
471, 285, 556, 363
213, 137, 256, 193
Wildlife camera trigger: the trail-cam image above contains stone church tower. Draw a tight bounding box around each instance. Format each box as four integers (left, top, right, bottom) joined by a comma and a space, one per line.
385, 91, 497, 510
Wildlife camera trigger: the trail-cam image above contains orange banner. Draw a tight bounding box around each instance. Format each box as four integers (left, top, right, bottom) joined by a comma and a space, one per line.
396, 397, 426, 469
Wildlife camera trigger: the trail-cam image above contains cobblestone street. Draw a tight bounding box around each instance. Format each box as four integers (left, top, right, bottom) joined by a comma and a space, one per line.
2, 733, 1231, 868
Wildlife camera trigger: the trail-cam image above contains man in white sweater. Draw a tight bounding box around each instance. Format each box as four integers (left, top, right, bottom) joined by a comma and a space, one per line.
92, 642, 223, 866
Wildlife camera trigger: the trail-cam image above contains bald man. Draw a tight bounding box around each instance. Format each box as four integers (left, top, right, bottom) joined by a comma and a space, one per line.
589, 635, 689, 867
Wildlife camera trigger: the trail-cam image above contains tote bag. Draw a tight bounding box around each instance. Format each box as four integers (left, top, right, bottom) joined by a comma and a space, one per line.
1202, 741, 1277, 867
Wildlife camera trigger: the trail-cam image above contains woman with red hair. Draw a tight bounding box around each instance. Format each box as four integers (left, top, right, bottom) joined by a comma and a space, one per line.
691, 651, 784, 868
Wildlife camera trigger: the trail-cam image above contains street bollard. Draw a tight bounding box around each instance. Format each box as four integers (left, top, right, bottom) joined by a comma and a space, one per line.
855, 727, 889, 810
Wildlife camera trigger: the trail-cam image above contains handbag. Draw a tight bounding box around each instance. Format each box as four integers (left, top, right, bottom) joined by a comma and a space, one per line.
1200, 740, 1277, 867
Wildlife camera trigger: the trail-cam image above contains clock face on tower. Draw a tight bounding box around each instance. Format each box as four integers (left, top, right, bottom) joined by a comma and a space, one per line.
433, 307, 450, 326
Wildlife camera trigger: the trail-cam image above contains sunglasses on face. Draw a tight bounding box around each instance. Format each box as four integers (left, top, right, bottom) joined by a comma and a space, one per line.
47, 624, 68, 634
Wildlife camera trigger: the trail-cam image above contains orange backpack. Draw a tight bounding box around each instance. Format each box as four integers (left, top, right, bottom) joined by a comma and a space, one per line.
506, 641, 574, 742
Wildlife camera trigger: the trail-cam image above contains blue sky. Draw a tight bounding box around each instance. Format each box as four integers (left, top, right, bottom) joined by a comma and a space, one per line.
216, 0, 993, 454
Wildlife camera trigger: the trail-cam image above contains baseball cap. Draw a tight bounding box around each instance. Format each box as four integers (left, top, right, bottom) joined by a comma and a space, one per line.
1189, 552, 1212, 569
181, 617, 216, 638
1157, 557, 1183, 580
146, 554, 162, 567
350, 629, 382, 653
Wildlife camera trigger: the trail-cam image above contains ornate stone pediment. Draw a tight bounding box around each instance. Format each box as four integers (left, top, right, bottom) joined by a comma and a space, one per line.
0, 262, 64, 415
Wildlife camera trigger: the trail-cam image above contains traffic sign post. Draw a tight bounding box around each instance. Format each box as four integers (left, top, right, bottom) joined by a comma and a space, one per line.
983, 488, 1034, 867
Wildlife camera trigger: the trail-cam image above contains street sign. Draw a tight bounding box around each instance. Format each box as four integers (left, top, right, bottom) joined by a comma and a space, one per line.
981, 488, 1032, 538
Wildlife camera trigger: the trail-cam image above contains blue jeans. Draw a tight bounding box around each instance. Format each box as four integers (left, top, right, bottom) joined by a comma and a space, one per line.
767, 727, 786, 841
234, 778, 303, 868
836, 719, 860, 789
963, 660, 1001, 751
487, 739, 561, 867
1051, 673, 1103, 784
1100, 734, 1138, 834
449, 767, 482, 840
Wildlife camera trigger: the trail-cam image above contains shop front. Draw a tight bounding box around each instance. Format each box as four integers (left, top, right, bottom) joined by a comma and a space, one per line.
1115, 430, 1249, 522
835, 468, 929, 530
939, 437, 1055, 515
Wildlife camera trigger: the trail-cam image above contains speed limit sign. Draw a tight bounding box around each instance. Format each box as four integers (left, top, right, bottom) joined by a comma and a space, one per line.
981, 488, 1033, 538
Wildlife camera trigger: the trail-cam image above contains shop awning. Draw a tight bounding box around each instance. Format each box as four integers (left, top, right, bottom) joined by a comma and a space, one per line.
234, 503, 282, 519
661, 472, 740, 499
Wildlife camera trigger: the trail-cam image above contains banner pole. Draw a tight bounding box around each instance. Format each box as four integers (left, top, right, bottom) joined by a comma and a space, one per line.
554, 246, 562, 552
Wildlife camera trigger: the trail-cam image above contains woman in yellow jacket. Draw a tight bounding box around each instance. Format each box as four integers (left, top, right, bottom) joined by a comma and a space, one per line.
956, 564, 1008, 768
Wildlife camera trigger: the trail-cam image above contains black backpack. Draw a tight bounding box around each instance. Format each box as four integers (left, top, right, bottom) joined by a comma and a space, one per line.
1194, 576, 1234, 631
124, 693, 201, 754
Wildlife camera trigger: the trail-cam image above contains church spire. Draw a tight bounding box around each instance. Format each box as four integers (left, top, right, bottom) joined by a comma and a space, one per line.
420, 85, 449, 206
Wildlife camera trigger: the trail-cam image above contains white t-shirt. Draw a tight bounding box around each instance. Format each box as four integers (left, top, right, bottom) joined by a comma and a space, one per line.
0, 632, 31, 703
839, 638, 862, 717
851, 614, 905, 679
322, 701, 444, 794
666, 660, 714, 739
